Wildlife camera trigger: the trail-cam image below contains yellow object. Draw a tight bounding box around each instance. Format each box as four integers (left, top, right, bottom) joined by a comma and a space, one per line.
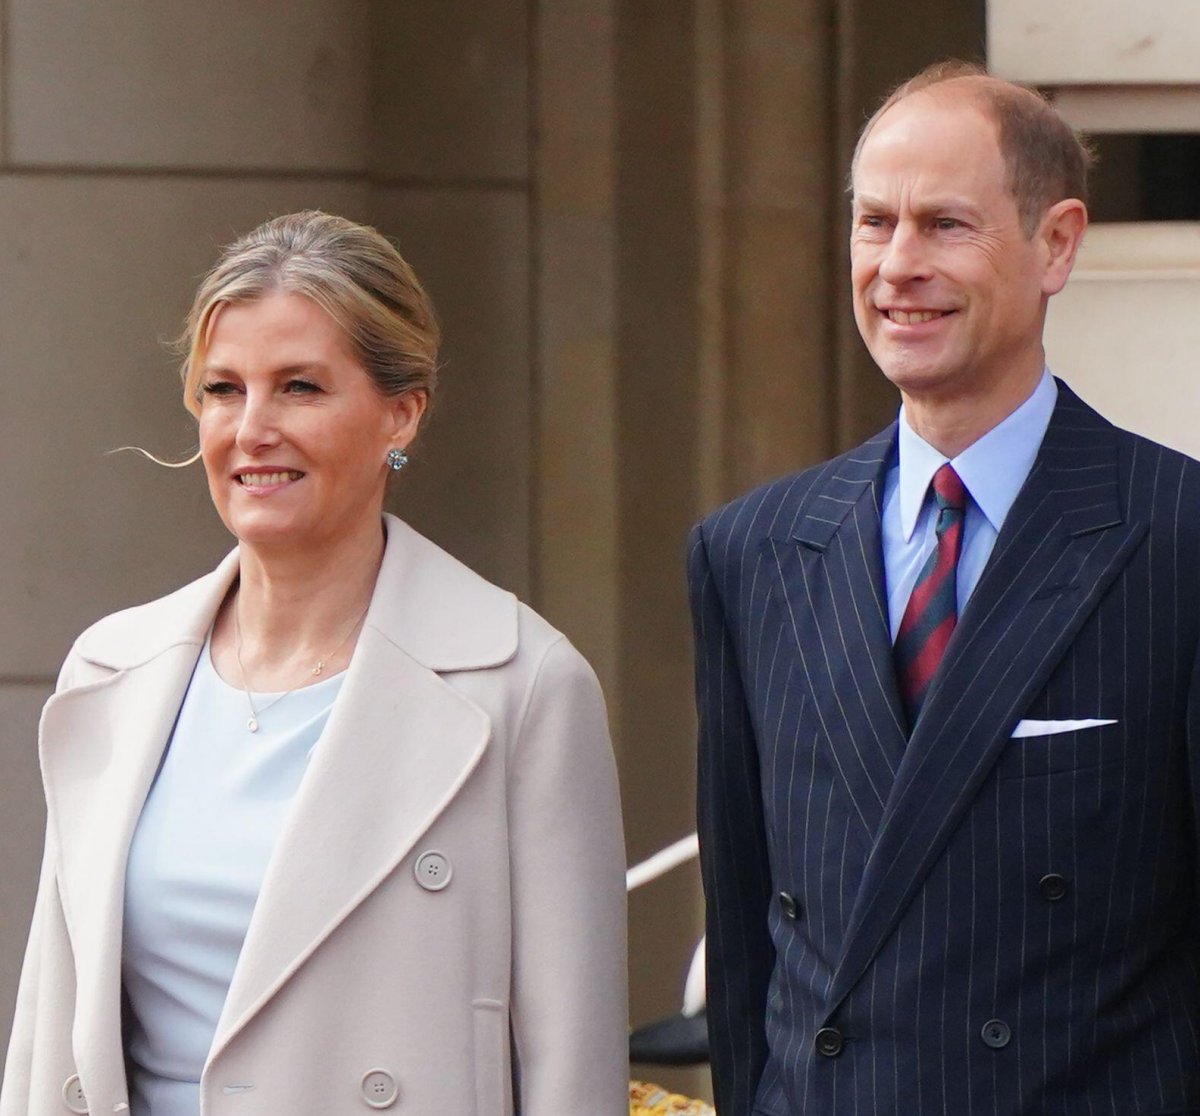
629, 1080, 716, 1116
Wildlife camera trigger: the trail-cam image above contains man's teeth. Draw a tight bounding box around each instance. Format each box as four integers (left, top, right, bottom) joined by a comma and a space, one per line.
888, 309, 945, 324
239, 471, 301, 486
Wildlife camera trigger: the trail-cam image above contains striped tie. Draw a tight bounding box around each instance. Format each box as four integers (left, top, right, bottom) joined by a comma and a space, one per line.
895, 463, 967, 725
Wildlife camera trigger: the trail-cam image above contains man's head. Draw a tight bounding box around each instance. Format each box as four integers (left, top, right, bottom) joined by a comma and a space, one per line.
850, 63, 1090, 425
853, 62, 1092, 237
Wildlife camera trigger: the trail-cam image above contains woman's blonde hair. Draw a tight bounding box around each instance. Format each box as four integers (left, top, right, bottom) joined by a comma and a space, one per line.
180, 210, 440, 417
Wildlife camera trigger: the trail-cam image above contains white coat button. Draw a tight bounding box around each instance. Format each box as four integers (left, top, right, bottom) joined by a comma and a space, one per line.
360, 1068, 399, 1108
62, 1074, 88, 1113
414, 850, 452, 891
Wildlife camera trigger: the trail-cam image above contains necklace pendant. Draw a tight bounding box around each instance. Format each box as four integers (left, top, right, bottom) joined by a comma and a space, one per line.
312, 661, 325, 676
247, 716, 259, 733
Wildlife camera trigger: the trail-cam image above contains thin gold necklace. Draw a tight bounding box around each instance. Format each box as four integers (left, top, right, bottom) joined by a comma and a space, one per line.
233, 601, 370, 733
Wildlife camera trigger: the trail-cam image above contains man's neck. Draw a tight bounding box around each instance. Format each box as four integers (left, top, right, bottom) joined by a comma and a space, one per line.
900, 366, 1045, 458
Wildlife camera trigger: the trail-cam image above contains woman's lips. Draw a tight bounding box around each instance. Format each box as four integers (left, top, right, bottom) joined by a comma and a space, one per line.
235, 470, 304, 487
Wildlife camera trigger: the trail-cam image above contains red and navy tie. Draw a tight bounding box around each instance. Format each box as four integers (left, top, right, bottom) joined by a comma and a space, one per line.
895, 463, 967, 726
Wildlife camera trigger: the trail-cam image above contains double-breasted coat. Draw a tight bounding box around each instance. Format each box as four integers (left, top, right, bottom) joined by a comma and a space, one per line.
2, 514, 629, 1116
693, 385, 1200, 1114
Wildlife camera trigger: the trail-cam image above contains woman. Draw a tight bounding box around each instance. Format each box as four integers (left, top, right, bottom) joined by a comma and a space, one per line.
1, 211, 629, 1116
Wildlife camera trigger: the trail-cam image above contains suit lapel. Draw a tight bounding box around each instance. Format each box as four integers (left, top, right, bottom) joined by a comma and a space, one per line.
823, 386, 1147, 1017
770, 425, 907, 843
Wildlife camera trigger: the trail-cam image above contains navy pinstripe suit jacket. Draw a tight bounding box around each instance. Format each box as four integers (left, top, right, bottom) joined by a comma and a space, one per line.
691, 384, 1200, 1115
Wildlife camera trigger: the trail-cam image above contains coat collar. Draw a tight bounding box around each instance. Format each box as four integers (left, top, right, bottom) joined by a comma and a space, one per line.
72, 513, 519, 675
41, 514, 517, 1101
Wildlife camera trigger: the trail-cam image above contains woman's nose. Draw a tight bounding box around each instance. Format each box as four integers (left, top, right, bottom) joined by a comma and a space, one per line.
234, 393, 282, 451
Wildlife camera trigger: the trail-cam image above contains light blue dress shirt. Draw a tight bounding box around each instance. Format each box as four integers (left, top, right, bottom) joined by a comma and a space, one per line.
122, 640, 344, 1116
881, 370, 1058, 641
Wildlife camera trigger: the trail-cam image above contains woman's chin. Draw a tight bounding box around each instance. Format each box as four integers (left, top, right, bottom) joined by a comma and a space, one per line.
223, 510, 311, 552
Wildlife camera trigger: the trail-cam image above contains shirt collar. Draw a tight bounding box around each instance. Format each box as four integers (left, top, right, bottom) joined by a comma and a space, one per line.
896, 369, 1058, 541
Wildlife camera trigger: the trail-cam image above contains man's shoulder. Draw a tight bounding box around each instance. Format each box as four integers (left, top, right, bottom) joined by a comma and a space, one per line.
694, 427, 895, 554
1053, 384, 1200, 538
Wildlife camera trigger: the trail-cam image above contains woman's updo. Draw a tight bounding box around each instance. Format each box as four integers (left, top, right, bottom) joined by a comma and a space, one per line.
180, 211, 440, 417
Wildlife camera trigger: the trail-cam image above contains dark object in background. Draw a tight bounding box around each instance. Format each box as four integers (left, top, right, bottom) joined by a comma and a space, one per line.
630, 1011, 709, 1066
1143, 135, 1200, 221
1088, 132, 1200, 222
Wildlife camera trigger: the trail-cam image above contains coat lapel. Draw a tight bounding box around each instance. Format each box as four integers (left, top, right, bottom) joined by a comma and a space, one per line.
208, 629, 492, 1055
823, 386, 1147, 1018
38, 558, 235, 1106
770, 426, 907, 843
38, 515, 518, 1090
208, 514, 517, 1058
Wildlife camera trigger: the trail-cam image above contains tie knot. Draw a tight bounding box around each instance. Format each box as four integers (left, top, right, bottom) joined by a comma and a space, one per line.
931, 463, 966, 512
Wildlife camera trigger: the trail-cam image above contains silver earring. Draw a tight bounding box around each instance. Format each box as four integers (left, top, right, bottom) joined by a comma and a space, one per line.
386, 447, 408, 472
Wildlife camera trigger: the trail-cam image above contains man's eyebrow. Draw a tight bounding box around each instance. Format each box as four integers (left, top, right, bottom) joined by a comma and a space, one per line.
852, 193, 890, 212
852, 194, 983, 218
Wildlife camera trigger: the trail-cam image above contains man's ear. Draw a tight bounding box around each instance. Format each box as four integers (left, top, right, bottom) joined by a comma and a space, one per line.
1039, 198, 1088, 297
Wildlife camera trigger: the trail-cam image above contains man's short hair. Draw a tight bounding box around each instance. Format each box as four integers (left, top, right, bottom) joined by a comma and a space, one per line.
852, 61, 1093, 237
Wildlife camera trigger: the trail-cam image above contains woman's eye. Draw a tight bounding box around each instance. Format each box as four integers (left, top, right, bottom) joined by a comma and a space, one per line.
285, 379, 322, 394
201, 381, 239, 396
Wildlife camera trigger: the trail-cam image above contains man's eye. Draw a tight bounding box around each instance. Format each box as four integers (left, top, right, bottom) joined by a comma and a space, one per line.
934, 217, 962, 230
860, 215, 887, 228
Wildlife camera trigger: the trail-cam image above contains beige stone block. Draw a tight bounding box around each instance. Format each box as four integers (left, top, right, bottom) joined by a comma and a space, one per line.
0, 175, 370, 676
373, 1, 529, 182
7, 0, 370, 169
369, 187, 531, 600
989, 0, 1200, 84
533, 0, 620, 702
1045, 222, 1200, 461
0, 683, 51, 1057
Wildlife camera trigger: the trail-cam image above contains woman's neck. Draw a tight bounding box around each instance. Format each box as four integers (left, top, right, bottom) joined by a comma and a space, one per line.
211, 516, 386, 691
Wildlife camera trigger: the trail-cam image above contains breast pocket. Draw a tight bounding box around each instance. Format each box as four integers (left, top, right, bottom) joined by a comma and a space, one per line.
995, 718, 1129, 781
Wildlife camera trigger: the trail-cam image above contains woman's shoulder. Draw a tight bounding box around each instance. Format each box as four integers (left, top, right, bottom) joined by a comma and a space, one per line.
377, 515, 590, 676
61, 553, 237, 684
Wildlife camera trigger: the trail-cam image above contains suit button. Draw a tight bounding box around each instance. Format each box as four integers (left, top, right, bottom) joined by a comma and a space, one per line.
62, 1074, 88, 1113
981, 1019, 1011, 1049
1038, 873, 1068, 901
815, 1027, 844, 1057
779, 891, 801, 921
414, 850, 453, 891
360, 1068, 399, 1109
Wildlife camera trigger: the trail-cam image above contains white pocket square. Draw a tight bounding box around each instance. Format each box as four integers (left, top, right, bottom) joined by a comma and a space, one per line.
1011, 718, 1117, 739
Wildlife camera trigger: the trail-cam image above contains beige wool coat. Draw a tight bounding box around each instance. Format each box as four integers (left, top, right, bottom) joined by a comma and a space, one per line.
1, 514, 629, 1116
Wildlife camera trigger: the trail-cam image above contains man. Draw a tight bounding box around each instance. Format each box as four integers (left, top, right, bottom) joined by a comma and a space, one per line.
691, 62, 1200, 1114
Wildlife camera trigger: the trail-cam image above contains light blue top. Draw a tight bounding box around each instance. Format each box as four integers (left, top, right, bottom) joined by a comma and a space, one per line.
881, 369, 1058, 641
122, 639, 344, 1116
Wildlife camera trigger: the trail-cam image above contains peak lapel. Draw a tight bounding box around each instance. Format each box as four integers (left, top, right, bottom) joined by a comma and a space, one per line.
770, 426, 906, 843
824, 388, 1147, 1017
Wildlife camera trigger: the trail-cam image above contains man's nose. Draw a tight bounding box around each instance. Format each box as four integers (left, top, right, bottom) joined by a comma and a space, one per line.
877, 221, 931, 286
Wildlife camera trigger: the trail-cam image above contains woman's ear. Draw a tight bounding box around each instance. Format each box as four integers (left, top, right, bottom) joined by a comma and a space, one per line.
388, 389, 429, 449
